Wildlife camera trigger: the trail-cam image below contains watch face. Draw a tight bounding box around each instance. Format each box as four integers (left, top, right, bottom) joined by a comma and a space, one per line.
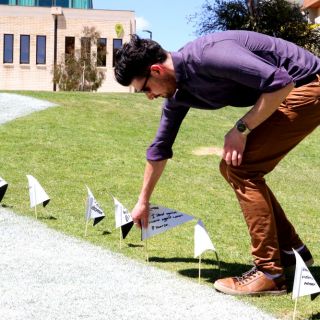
237, 121, 246, 132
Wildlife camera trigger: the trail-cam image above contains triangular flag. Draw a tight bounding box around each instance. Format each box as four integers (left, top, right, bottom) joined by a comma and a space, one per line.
26, 175, 50, 208
0, 177, 8, 202
113, 196, 133, 239
85, 186, 105, 226
194, 219, 215, 258
292, 249, 320, 299
120, 221, 134, 239
142, 205, 194, 240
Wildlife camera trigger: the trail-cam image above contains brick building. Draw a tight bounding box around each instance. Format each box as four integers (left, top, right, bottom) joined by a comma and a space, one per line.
0, 3, 135, 92
303, 0, 320, 23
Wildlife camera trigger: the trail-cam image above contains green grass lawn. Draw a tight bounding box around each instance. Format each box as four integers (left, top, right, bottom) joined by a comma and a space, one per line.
1, 91, 320, 319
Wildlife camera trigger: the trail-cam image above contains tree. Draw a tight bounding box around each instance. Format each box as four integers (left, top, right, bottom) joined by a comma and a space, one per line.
53, 26, 106, 91
189, 0, 320, 56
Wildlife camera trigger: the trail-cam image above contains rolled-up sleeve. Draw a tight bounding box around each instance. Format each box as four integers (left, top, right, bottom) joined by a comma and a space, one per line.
146, 100, 189, 161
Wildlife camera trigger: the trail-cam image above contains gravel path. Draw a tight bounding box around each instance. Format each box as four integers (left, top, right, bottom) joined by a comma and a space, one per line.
0, 93, 56, 124
0, 93, 277, 320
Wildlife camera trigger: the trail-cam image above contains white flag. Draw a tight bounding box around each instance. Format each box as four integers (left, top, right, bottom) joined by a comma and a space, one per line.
85, 186, 105, 226
142, 205, 194, 240
194, 219, 215, 258
26, 175, 50, 208
0, 177, 8, 202
112, 196, 133, 239
292, 249, 320, 299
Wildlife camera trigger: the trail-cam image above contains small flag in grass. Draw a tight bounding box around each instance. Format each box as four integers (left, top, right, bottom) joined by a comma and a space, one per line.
85, 186, 105, 227
141, 205, 194, 240
292, 249, 320, 300
0, 177, 8, 202
292, 249, 320, 319
113, 196, 133, 240
194, 219, 219, 283
27, 175, 50, 208
194, 219, 215, 258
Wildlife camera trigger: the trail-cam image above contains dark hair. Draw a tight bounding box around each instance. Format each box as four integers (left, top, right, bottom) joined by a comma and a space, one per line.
114, 35, 167, 86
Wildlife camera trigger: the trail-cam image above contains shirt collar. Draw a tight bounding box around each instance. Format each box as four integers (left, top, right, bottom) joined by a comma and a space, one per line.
171, 51, 189, 85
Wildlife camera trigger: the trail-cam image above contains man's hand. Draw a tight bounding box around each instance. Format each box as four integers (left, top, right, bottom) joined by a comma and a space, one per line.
221, 83, 294, 167
131, 200, 150, 229
132, 159, 168, 229
222, 127, 247, 166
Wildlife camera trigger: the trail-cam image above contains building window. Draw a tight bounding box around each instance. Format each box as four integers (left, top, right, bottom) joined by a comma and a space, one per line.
36, 35, 46, 65
37, 0, 52, 6
97, 38, 106, 67
3, 34, 14, 64
56, 0, 68, 6
37, 0, 69, 6
113, 39, 122, 67
17, 0, 35, 5
81, 37, 91, 59
64, 37, 75, 56
0, 0, 9, 4
20, 35, 30, 64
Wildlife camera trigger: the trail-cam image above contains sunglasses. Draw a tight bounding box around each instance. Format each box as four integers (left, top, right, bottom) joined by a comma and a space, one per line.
137, 70, 151, 93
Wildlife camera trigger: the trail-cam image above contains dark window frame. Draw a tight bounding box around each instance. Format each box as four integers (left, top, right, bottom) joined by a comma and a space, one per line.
56, 0, 69, 7
65, 36, 75, 55
97, 38, 107, 67
113, 38, 122, 67
36, 35, 46, 65
37, 0, 51, 7
3, 34, 14, 64
20, 34, 30, 64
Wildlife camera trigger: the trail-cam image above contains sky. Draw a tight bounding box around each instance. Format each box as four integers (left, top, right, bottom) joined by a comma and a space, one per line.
92, 0, 205, 51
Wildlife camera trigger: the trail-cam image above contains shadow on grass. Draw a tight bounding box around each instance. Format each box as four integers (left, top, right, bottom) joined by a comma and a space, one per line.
1, 203, 13, 208
127, 243, 144, 248
149, 257, 320, 291
309, 312, 320, 319
39, 215, 57, 220
149, 256, 252, 283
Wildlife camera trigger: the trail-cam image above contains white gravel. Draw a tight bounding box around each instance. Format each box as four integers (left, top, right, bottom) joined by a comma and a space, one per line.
0, 93, 56, 124
0, 93, 277, 320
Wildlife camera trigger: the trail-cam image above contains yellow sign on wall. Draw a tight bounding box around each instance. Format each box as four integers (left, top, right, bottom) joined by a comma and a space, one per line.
115, 24, 124, 38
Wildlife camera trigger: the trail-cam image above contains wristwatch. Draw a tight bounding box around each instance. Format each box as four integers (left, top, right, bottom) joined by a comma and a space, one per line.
235, 119, 251, 135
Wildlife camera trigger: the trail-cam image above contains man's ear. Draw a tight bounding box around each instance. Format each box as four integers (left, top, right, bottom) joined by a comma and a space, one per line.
150, 64, 164, 76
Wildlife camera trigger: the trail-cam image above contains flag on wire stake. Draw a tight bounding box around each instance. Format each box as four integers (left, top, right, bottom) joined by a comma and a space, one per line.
292, 249, 320, 320
85, 186, 105, 236
141, 205, 194, 241
194, 219, 220, 283
0, 177, 8, 202
112, 196, 134, 249
143, 220, 149, 263
141, 205, 195, 262
26, 175, 50, 219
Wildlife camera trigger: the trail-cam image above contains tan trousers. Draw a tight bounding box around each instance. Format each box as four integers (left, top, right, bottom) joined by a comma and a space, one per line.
220, 76, 320, 275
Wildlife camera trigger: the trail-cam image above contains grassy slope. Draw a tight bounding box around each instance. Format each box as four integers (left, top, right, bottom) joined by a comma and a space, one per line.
1, 91, 320, 319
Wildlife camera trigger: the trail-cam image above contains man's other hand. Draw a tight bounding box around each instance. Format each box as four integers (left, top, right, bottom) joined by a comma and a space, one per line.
223, 127, 247, 166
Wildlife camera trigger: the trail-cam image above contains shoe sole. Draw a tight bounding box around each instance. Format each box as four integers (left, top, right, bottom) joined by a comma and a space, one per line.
285, 258, 314, 272
213, 282, 287, 297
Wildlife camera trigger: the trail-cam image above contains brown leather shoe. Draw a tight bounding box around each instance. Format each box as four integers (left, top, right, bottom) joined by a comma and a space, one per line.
213, 267, 287, 296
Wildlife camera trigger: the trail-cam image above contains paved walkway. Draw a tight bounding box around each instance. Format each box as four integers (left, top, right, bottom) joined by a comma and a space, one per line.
0, 93, 277, 320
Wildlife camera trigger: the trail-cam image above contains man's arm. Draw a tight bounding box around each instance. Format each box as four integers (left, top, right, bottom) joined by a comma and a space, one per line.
131, 159, 168, 228
132, 102, 189, 228
223, 82, 294, 166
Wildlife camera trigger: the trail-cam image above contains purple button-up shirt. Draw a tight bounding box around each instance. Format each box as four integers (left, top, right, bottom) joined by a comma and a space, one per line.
146, 30, 320, 161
